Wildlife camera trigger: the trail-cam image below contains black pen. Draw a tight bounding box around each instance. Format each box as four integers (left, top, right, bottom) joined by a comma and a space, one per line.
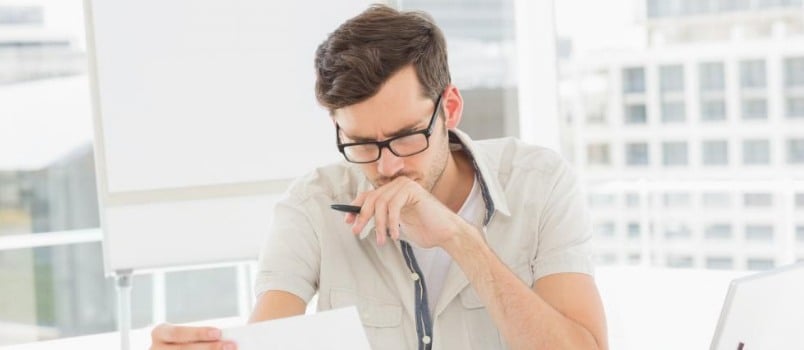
330, 204, 362, 214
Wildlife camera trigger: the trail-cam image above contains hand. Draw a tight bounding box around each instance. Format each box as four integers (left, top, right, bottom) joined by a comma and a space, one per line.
345, 176, 463, 248
150, 323, 236, 350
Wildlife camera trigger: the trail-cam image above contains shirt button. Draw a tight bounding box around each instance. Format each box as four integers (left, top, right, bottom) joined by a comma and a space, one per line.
422, 335, 431, 344
411, 272, 420, 281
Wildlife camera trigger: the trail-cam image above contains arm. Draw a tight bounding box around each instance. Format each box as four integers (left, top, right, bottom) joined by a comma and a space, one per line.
248, 290, 307, 323
442, 220, 608, 350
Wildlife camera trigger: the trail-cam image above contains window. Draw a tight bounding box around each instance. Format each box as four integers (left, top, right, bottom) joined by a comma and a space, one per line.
625, 192, 641, 207
717, 0, 751, 11
667, 255, 694, 268
662, 142, 688, 166
623, 67, 645, 93
597, 254, 618, 265
745, 225, 774, 242
700, 62, 725, 92
587, 143, 611, 165
741, 98, 768, 120
743, 192, 773, 207
701, 99, 726, 121
660, 65, 684, 92
588, 193, 615, 208
702, 140, 729, 165
740, 60, 766, 88
627, 253, 642, 265
742, 139, 771, 165
626, 143, 649, 165
594, 222, 616, 238
0, 6, 43, 25
664, 223, 691, 240
746, 258, 775, 271
661, 102, 686, 123
785, 57, 804, 87
796, 193, 804, 208
787, 139, 804, 164
702, 192, 731, 208
663, 192, 691, 208
628, 222, 641, 239
706, 257, 734, 270
787, 97, 804, 118
705, 224, 732, 240
797, 225, 804, 242
625, 104, 647, 124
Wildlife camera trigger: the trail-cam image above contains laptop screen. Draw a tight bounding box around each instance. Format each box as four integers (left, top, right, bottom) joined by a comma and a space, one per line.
710, 262, 804, 350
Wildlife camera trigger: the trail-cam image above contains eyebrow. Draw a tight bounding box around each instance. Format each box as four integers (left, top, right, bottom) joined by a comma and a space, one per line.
341, 120, 426, 143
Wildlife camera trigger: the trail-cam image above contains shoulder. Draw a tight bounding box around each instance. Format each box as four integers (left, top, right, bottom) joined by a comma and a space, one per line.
473, 137, 569, 178
283, 161, 367, 205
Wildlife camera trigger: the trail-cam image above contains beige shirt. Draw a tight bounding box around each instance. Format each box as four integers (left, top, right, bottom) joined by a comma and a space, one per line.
254, 129, 593, 350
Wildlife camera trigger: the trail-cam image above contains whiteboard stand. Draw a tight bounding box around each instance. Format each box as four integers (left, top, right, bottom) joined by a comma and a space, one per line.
115, 269, 133, 350
237, 262, 255, 318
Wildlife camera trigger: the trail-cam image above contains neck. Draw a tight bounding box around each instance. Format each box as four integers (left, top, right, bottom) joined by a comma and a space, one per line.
432, 149, 475, 213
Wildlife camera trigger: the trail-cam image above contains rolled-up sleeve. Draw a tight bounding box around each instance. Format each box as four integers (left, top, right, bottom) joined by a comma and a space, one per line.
531, 158, 594, 281
253, 191, 320, 303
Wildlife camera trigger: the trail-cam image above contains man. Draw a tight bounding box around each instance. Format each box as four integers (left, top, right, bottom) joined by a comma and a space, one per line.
151, 5, 607, 350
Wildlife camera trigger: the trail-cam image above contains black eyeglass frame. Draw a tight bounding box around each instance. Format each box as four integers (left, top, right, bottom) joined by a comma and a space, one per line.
335, 95, 444, 164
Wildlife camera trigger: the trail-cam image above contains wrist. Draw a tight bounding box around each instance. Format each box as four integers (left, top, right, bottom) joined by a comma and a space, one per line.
440, 218, 484, 258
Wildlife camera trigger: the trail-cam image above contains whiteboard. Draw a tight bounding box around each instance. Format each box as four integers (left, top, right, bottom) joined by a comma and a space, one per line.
85, 0, 371, 274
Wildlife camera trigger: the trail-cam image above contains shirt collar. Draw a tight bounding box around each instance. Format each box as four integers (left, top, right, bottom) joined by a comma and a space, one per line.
448, 129, 511, 225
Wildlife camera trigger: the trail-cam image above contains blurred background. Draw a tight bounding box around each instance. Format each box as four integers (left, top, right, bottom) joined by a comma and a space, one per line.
1, 0, 803, 347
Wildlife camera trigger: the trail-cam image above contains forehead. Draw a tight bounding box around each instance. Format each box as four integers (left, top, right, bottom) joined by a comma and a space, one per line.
333, 66, 434, 140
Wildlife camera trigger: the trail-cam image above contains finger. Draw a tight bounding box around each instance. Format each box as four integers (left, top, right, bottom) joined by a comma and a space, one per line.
344, 212, 355, 225
152, 341, 236, 350
387, 190, 407, 241
374, 181, 409, 245
354, 191, 380, 235
152, 324, 222, 344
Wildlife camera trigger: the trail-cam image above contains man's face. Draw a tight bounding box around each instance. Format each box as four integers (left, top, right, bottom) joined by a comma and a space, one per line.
332, 66, 449, 191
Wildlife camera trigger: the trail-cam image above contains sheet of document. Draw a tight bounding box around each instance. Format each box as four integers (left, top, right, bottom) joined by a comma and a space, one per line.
221, 306, 371, 350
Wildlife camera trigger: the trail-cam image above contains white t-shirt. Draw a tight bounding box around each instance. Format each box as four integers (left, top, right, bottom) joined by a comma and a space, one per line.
411, 175, 485, 316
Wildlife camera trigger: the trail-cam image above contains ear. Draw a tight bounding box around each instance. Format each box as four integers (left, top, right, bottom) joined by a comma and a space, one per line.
441, 84, 463, 130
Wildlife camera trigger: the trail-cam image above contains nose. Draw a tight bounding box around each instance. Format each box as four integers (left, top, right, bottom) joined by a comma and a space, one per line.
376, 146, 404, 177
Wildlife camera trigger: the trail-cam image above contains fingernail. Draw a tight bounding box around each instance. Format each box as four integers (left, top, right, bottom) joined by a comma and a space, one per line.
207, 329, 221, 339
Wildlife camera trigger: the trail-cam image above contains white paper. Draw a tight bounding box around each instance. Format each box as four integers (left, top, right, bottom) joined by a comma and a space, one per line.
221, 307, 371, 350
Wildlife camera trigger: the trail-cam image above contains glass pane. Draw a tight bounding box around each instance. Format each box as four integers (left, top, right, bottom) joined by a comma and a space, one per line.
661, 101, 686, 123
739, 60, 766, 88
662, 142, 688, 166
700, 62, 725, 92
626, 143, 650, 165
700, 99, 726, 121
785, 57, 804, 87
660, 65, 684, 92
788, 139, 804, 164
743, 192, 773, 207
742, 139, 771, 164
165, 267, 239, 323
0, 243, 153, 345
623, 67, 645, 93
741, 98, 768, 120
402, 0, 519, 140
705, 224, 732, 239
787, 97, 804, 118
702, 140, 729, 165
625, 104, 647, 124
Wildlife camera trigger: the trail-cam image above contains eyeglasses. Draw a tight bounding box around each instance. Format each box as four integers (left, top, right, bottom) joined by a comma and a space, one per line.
336, 95, 443, 164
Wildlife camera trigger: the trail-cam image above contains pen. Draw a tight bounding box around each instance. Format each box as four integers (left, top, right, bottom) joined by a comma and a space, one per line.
330, 204, 362, 213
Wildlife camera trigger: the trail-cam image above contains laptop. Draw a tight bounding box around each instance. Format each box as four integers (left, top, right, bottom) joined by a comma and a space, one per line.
710, 262, 804, 350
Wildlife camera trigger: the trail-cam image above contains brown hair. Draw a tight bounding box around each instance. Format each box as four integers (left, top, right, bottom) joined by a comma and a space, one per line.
314, 4, 451, 113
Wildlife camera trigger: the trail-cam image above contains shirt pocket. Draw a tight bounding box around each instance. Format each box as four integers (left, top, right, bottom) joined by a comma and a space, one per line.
329, 288, 407, 350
